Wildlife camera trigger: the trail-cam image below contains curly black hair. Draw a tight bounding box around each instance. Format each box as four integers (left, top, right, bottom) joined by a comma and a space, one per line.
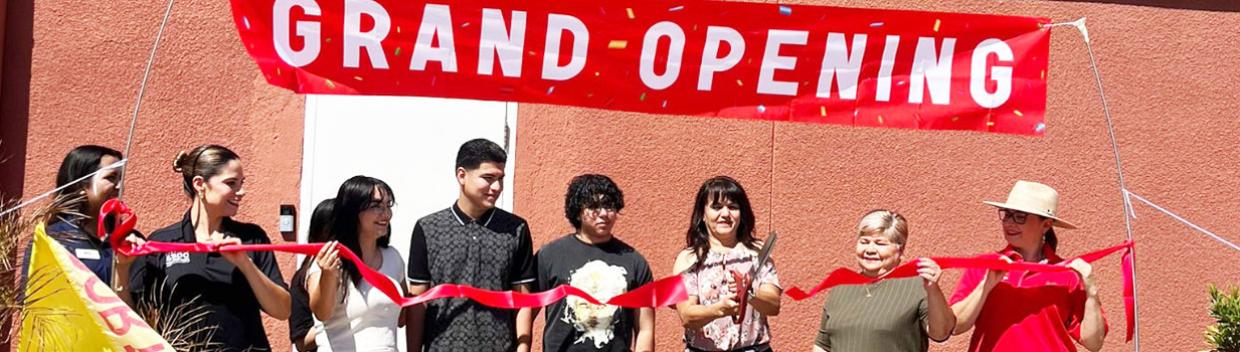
564, 174, 625, 229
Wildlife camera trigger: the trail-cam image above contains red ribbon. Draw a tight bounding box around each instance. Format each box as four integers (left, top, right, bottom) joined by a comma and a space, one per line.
99, 200, 687, 309
785, 241, 1136, 342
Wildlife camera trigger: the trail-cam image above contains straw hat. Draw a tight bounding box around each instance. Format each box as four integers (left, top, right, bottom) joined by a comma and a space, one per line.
983, 180, 1077, 229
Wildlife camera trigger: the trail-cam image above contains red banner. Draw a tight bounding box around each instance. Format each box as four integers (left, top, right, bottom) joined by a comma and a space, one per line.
229, 0, 1051, 135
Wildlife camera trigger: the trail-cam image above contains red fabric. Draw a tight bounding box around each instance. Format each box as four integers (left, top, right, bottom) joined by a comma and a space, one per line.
228, 0, 1052, 135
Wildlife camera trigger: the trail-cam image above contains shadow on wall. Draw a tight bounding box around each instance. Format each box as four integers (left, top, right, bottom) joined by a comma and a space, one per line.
1, 0, 33, 349
1051, 0, 1240, 12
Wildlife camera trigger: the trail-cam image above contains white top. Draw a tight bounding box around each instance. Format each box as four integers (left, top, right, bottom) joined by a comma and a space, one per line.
308, 246, 405, 352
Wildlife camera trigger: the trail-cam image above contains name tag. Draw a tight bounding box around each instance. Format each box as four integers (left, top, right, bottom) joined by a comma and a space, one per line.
165, 252, 191, 268
74, 248, 101, 260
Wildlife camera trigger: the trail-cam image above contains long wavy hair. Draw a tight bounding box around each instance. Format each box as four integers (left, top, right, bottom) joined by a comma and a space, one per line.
683, 176, 758, 272
330, 176, 394, 292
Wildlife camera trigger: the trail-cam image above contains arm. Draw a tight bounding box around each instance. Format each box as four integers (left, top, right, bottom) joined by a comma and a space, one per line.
1067, 259, 1105, 352
405, 222, 432, 352
918, 258, 955, 342
113, 234, 145, 306
405, 283, 429, 352
950, 258, 1009, 335
218, 237, 291, 320
307, 242, 342, 321
748, 283, 782, 317
515, 284, 533, 352
635, 307, 655, 352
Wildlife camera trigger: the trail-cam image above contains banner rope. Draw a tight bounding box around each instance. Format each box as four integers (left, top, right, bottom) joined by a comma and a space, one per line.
0, 160, 129, 217
1124, 190, 1240, 253
117, 0, 177, 201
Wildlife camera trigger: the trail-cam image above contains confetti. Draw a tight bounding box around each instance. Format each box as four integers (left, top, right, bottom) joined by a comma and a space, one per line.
242, 16, 251, 30
820, 106, 826, 117
397, 26, 402, 34
878, 115, 884, 124
736, 79, 744, 86
547, 86, 555, 95
326, 37, 332, 43
951, 116, 960, 122
627, 8, 635, 19
608, 40, 628, 49
870, 22, 884, 28
779, 6, 792, 16
1013, 110, 1024, 117
395, 47, 402, 56
933, 19, 941, 32
1041, 70, 1046, 80
1035, 122, 1047, 133
463, 22, 472, 28
325, 79, 336, 89
639, 92, 647, 101
354, 76, 364, 81
276, 68, 282, 76
662, 100, 668, 108
499, 86, 515, 94
669, 5, 684, 12
594, 71, 600, 77
757, 105, 766, 113
987, 121, 996, 127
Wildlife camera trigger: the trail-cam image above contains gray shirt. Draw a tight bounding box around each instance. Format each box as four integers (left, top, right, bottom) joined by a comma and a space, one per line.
815, 277, 933, 352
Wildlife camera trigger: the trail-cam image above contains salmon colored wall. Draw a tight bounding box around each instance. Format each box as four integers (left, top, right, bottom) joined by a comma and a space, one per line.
13, 0, 304, 346
515, 1, 1240, 351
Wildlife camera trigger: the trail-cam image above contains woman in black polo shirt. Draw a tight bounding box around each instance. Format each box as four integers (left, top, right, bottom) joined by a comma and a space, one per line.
21, 145, 144, 305
130, 144, 290, 351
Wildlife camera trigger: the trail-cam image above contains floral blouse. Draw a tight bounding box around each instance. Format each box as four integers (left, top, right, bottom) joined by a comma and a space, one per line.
681, 246, 780, 351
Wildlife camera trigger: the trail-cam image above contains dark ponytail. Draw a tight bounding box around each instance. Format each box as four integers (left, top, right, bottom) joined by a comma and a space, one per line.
1044, 228, 1058, 252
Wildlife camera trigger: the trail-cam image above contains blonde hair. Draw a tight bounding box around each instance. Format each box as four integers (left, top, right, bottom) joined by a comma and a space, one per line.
857, 209, 909, 247
172, 144, 240, 197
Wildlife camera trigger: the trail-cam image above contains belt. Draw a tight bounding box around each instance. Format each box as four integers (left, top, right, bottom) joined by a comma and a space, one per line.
685, 342, 771, 352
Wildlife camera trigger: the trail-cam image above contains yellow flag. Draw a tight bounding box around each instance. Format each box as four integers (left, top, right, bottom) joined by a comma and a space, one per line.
19, 222, 173, 351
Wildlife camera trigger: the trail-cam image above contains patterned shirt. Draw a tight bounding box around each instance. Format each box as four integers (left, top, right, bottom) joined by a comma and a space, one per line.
681, 247, 779, 351
407, 204, 536, 352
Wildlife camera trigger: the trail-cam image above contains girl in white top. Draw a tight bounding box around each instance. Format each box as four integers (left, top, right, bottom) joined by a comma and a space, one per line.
309, 176, 406, 352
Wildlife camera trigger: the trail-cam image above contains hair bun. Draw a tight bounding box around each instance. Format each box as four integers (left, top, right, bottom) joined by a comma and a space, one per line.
172, 150, 189, 173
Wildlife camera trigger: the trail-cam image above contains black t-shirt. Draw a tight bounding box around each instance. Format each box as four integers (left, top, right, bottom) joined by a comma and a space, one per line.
288, 263, 314, 350
130, 212, 287, 352
535, 234, 653, 352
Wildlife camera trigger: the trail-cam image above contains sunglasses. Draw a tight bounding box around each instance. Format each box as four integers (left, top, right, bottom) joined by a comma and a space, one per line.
998, 209, 1037, 225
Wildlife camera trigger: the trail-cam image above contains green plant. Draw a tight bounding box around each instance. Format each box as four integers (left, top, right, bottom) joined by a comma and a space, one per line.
1206, 285, 1240, 352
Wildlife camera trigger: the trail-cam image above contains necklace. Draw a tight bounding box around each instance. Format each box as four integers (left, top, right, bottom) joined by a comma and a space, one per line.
864, 280, 886, 298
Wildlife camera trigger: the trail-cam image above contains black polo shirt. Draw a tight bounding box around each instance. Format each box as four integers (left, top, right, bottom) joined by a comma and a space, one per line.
407, 203, 536, 352
130, 212, 287, 352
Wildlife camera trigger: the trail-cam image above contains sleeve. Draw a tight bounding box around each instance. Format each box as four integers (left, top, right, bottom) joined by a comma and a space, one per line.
814, 301, 832, 351
533, 248, 549, 292
1066, 278, 1109, 341
631, 256, 654, 290
287, 268, 314, 344
406, 221, 432, 286
250, 229, 287, 289
681, 268, 699, 297
948, 268, 985, 305
757, 257, 779, 289
508, 222, 537, 287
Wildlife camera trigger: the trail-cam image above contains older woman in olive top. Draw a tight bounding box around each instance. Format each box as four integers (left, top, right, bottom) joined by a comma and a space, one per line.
813, 210, 955, 352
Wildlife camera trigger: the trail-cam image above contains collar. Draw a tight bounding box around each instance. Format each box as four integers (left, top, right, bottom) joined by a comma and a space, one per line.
450, 203, 496, 226
1000, 243, 1064, 264
178, 211, 234, 242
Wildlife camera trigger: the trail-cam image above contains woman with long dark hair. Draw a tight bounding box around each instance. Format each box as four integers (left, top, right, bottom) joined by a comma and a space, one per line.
22, 145, 144, 305
290, 198, 335, 351
308, 176, 404, 352
672, 176, 781, 352
130, 144, 290, 351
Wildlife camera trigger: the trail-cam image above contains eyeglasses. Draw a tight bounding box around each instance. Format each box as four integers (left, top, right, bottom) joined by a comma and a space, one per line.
365, 201, 394, 213
584, 207, 619, 218
998, 209, 1031, 224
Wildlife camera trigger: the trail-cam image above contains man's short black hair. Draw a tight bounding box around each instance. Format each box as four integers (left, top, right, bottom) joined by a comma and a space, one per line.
564, 174, 625, 229
455, 138, 507, 170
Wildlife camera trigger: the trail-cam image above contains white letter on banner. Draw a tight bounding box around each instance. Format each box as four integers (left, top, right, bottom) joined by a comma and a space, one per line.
909, 37, 956, 105
410, 4, 458, 72
970, 38, 1014, 108
478, 9, 527, 77
639, 21, 686, 90
343, 0, 391, 69
815, 32, 866, 99
273, 0, 321, 67
542, 14, 589, 81
698, 26, 745, 91
876, 35, 900, 102
757, 29, 808, 96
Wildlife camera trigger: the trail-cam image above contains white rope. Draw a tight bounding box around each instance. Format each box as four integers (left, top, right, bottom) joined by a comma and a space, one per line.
117, 0, 177, 201
0, 160, 128, 217
1124, 190, 1240, 253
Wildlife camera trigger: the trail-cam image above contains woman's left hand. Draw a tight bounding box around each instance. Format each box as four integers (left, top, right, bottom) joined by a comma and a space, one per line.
1065, 259, 1097, 294
210, 232, 249, 267
916, 258, 943, 288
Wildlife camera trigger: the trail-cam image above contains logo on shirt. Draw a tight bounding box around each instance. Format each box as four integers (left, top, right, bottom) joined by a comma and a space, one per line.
165, 252, 191, 268
562, 260, 628, 348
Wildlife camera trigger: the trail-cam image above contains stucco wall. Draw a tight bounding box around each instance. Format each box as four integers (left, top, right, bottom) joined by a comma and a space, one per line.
515, 1, 1240, 351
